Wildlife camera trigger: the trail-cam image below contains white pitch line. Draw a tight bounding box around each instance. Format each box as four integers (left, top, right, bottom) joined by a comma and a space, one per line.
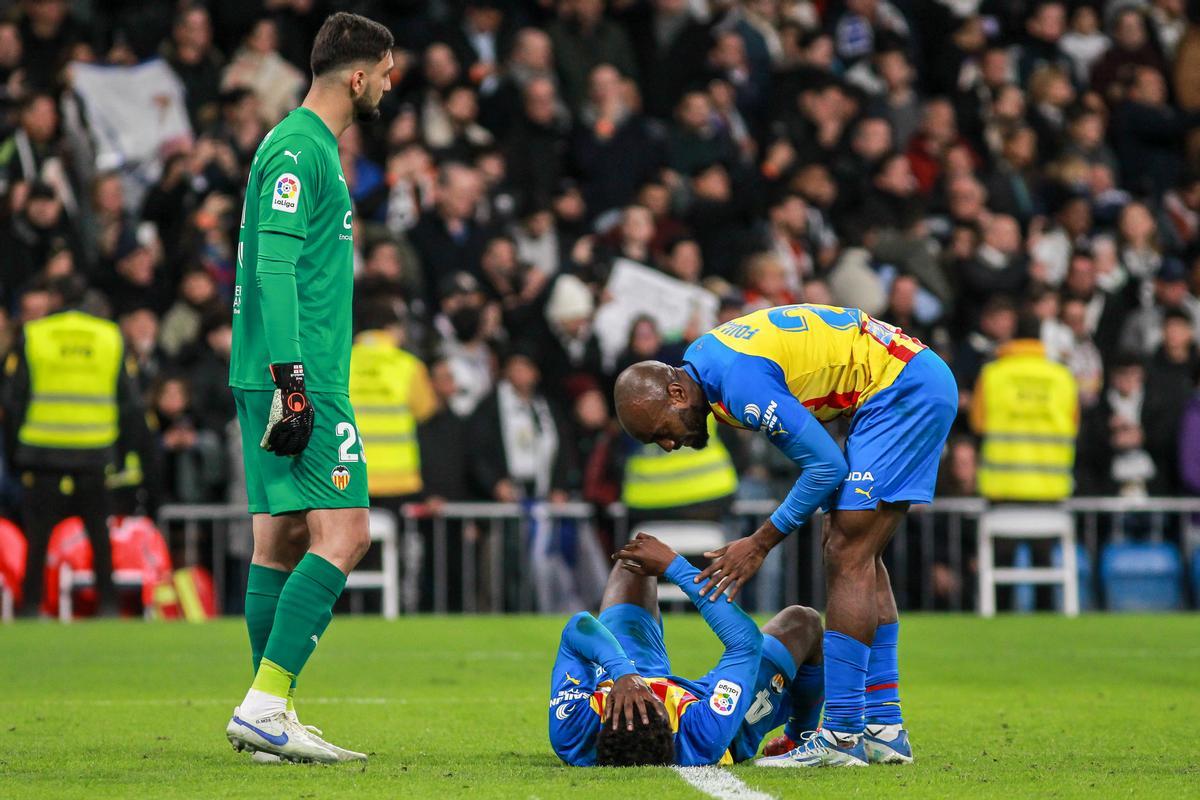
672, 766, 776, 800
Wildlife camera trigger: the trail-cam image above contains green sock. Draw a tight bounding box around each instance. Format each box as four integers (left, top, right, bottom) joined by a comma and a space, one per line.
245, 564, 289, 675
289, 610, 333, 713
262, 554, 346, 677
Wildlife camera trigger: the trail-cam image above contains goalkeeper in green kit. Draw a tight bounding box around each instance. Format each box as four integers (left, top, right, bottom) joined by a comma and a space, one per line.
224, 12, 393, 764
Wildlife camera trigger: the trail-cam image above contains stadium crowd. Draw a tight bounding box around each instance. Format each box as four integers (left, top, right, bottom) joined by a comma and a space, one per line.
2, 0, 1200, 531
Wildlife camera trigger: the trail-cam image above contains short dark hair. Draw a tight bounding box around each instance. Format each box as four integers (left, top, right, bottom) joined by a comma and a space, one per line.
310, 12, 394, 77
595, 713, 675, 767
47, 274, 88, 309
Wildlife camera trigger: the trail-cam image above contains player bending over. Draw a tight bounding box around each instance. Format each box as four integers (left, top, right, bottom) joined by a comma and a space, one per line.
223, 12, 394, 764
615, 304, 957, 767
549, 533, 824, 766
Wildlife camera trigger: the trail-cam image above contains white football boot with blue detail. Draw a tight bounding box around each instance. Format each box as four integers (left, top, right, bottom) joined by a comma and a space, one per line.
755, 729, 870, 768
863, 723, 914, 764
246, 710, 367, 763
226, 707, 339, 764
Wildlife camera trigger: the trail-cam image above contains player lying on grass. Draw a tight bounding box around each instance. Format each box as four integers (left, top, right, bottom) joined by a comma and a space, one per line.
549, 533, 825, 766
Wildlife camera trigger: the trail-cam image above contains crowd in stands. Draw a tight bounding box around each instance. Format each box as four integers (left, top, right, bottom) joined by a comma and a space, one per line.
2, 0, 1200, 523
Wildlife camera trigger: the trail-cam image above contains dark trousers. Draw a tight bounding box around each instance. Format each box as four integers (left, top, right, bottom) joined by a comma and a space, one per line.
21, 469, 113, 615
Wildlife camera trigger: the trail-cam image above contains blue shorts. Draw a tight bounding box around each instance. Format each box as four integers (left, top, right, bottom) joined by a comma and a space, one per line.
832, 348, 958, 511
597, 604, 797, 762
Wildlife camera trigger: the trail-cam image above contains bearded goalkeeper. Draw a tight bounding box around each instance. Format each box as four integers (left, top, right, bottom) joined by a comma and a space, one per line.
223, 12, 393, 764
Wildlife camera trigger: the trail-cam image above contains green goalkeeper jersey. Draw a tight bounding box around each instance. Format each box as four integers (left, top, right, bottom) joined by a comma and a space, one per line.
230, 107, 354, 395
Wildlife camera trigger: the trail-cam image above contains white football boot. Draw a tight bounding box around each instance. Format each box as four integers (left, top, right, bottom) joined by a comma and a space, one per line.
226, 707, 339, 764
755, 729, 870, 768
247, 710, 367, 763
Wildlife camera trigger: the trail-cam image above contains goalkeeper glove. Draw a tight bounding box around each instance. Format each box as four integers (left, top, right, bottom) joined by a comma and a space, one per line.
261, 362, 314, 455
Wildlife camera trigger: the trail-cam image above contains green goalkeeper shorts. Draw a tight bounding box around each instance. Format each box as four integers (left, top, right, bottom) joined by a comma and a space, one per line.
234, 388, 370, 515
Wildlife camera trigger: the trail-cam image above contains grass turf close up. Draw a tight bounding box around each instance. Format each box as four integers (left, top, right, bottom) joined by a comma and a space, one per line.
0, 613, 1195, 798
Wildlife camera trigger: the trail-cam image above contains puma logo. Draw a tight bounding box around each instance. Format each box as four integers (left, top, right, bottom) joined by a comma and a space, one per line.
564, 672, 581, 685
337, 174, 346, 183
284, 149, 301, 163
855, 486, 874, 500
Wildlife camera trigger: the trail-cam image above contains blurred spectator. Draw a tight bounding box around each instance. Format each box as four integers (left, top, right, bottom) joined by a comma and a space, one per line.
1142, 308, 1200, 494
571, 381, 621, 509
159, 268, 220, 360
1011, 1, 1071, 86
409, 163, 490, 304
1120, 257, 1200, 356
623, 0, 712, 120
540, 273, 602, 404
150, 375, 225, 503
570, 63, 663, 219
953, 295, 1017, 402
478, 233, 551, 333
958, 215, 1028, 333
119, 307, 165, 396
3, 181, 80, 302
1111, 65, 1200, 198
468, 347, 573, 502
15, 0, 85, 92
1091, 7, 1169, 104
0, 92, 64, 203
433, 272, 497, 417
220, 17, 305, 126
742, 252, 798, 310
667, 90, 737, 176
504, 77, 570, 214
1059, 5, 1108, 85
1044, 295, 1104, 409
417, 358, 471, 504
1103, 354, 1157, 496
548, 0, 638, 114
187, 310, 234, 436
439, 0, 510, 99
832, 0, 909, 68
162, 4, 224, 130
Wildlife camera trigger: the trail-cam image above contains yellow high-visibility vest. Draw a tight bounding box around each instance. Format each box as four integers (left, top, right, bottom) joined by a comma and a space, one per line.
349, 332, 432, 497
976, 340, 1078, 501
18, 310, 123, 450
622, 417, 738, 509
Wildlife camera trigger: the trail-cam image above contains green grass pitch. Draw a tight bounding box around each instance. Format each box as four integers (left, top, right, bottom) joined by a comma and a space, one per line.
1, 613, 1195, 798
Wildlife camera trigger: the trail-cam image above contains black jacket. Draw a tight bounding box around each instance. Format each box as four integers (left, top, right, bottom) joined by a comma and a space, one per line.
466, 388, 574, 499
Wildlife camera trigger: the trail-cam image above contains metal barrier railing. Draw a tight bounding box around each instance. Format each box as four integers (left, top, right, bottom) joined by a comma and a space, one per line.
153, 497, 1200, 615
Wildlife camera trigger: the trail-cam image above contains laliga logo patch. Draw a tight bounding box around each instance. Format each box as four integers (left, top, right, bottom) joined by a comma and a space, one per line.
710, 679, 742, 716
331, 465, 351, 490
273, 173, 301, 213
770, 673, 786, 694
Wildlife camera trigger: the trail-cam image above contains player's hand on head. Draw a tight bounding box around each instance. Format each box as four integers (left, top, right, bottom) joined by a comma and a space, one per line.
694, 535, 768, 602
261, 362, 315, 456
613, 533, 676, 577
605, 674, 664, 731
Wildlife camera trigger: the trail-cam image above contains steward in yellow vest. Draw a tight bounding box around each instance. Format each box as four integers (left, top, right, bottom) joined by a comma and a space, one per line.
621, 416, 739, 516
0, 276, 149, 615
349, 310, 436, 501
971, 330, 1079, 502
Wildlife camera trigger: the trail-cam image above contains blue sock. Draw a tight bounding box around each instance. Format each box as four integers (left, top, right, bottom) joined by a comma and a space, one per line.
821, 631, 870, 735
865, 622, 902, 725
784, 663, 824, 740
